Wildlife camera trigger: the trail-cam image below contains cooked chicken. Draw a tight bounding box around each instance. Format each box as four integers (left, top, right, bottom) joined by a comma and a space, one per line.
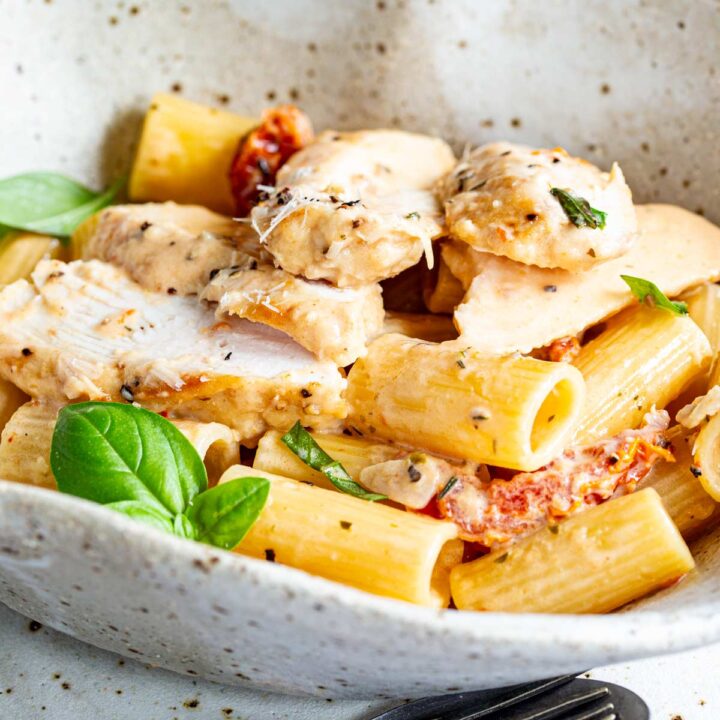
447, 204, 720, 354
436, 142, 636, 271
80, 202, 268, 295
0, 260, 346, 442
202, 264, 384, 366
251, 129, 456, 287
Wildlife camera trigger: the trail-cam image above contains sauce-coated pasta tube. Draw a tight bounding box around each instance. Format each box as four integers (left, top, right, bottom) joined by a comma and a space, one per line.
0, 402, 240, 489
573, 306, 711, 443
382, 311, 457, 343
639, 426, 717, 537
254, 430, 399, 490
221, 464, 462, 607
346, 334, 585, 471
423, 254, 465, 314
451, 488, 694, 613
692, 412, 720, 502
129, 93, 257, 214
0, 232, 66, 286
684, 283, 720, 391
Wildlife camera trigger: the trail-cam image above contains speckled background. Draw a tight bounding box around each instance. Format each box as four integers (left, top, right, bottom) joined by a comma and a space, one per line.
1, 0, 719, 220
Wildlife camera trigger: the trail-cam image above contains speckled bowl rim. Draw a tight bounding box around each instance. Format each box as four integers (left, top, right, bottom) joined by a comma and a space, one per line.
4, 479, 720, 659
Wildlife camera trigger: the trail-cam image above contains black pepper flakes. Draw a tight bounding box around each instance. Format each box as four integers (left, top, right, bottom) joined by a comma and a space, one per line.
339, 520, 352, 530
265, 549, 276, 562
120, 385, 135, 403
139, 221, 151, 232
21, 348, 32, 357
300, 388, 312, 398
407, 464, 422, 482
167, 287, 177, 295
224, 352, 233, 361
28, 620, 42, 632
526, 213, 538, 222
690, 465, 702, 477
543, 285, 557, 293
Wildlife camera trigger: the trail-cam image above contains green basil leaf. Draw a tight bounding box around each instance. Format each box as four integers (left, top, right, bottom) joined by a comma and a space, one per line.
184, 477, 270, 549
173, 513, 198, 540
620, 275, 688, 315
281, 422, 387, 501
550, 187, 606, 229
51, 402, 207, 516
104, 500, 175, 533
0, 173, 123, 237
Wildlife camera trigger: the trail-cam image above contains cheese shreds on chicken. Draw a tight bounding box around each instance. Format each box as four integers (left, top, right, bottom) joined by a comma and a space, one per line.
81, 202, 268, 296
436, 142, 636, 271
0, 259, 346, 442
676, 385, 720, 429
201, 264, 384, 366
435, 411, 671, 546
449, 204, 720, 354
251, 129, 456, 287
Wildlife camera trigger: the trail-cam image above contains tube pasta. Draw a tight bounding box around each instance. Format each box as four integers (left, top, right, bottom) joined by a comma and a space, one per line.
347, 334, 585, 471
692, 412, 720, 502
253, 429, 400, 490
450, 488, 695, 613
573, 306, 711, 443
129, 93, 257, 214
382, 311, 457, 343
423, 254, 465, 314
683, 283, 720, 391
0, 402, 240, 489
0, 379, 28, 436
0, 231, 66, 286
639, 426, 717, 537
221, 464, 462, 607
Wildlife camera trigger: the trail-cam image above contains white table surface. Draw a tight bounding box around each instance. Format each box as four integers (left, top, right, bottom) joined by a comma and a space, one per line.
0, 602, 716, 720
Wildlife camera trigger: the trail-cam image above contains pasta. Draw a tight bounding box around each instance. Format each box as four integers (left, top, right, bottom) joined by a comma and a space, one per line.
128, 93, 256, 214
0, 401, 240, 489
382, 311, 457, 343
573, 306, 711, 444
4, 94, 719, 616
253, 429, 399, 489
221, 464, 462, 607
347, 333, 586, 471
0, 231, 66, 285
450, 488, 694, 613
639, 426, 717, 537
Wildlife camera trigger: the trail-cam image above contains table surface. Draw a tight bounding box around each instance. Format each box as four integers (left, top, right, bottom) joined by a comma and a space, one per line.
0, 602, 716, 720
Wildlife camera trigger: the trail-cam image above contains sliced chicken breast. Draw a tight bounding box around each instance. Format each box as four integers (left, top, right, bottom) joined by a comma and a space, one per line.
437, 142, 636, 271
0, 259, 346, 442
202, 264, 384, 366
251, 129, 456, 287
447, 204, 720, 354
80, 202, 267, 295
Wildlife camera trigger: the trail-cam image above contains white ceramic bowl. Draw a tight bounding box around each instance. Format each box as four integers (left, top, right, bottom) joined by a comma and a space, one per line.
1, 0, 720, 699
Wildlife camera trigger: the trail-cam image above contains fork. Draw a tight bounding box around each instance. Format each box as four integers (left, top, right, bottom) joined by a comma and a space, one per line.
369, 675, 649, 720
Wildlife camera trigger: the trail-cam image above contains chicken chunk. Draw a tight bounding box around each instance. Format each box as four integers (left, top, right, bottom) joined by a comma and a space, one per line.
436, 142, 636, 271
446, 204, 720, 354
251, 129, 456, 287
0, 260, 346, 442
80, 202, 267, 295
202, 264, 384, 366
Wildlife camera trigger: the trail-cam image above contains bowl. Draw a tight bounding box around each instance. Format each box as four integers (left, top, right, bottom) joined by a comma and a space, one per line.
2, 0, 720, 699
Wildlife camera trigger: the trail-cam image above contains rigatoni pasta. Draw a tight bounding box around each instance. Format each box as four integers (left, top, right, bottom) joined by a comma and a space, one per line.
450, 489, 694, 613
573, 305, 711, 443
221, 464, 461, 607
347, 333, 586, 471
0, 231, 66, 286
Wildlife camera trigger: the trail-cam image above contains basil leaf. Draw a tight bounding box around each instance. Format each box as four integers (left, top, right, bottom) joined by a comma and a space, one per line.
550, 187, 607, 229
51, 402, 207, 517
281, 422, 387, 501
173, 513, 197, 540
184, 477, 270, 549
0, 173, 123, 237
104, 500, 175, 533
620, 275, 688, 315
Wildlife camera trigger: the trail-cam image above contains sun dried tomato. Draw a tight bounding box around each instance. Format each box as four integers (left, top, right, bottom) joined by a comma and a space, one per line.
229, 104, 314, 216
